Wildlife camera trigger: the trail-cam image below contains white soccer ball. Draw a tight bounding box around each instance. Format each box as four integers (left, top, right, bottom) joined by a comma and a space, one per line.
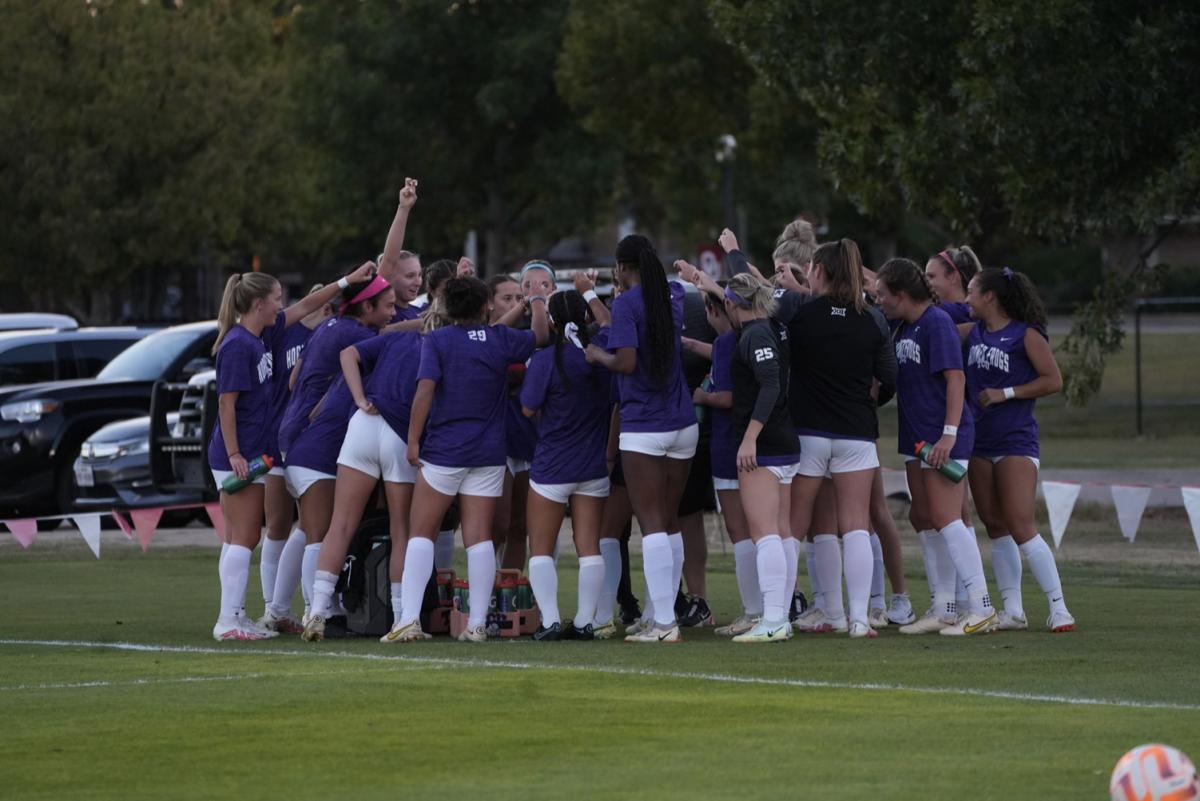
1110, 743, 1198, 801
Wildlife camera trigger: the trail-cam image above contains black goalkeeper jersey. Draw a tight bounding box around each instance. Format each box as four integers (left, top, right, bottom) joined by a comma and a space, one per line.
730, 318, 798, 461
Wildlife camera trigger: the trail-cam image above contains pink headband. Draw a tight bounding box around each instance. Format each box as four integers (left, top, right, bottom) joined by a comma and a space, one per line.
937, 250, 958, 274
339, 275, 390, 315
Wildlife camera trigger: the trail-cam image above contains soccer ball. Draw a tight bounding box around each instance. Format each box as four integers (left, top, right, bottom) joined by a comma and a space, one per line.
1110, 743, 1198, 801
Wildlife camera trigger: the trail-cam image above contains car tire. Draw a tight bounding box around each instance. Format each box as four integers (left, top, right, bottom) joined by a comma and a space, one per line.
54, 457, 79, 520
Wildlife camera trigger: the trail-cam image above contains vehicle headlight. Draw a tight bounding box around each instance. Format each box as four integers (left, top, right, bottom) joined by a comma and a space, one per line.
84, 437, 149, 460
1, 400, 61, 423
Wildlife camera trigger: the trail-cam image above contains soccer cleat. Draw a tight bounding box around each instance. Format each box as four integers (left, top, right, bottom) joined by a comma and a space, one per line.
868, 607, 889, 629
679, 595, 715, 627
624, 615, 654, 637
939, 610, 998, 636
533, 622, 563, 641
561, 621, 595, 641
715, 614, 760, 637
995, 611, 1028, 631
236, 611, 277, 637
591, 619, 618, 639
1047, 610, 1076, 632
213, 621, 273, 641
899, 609, 956, 635
791, 606, 826, 632
732, 618, 791, 643
848, 620, 879, 639
258, 608, 304, 635
457, 624, 488, 642
886, 593, 916, 625
618, 599, 642, 627
379, 620, 431, 643
624, 622, 681, 643
795, 610, 848, 634
300, 614, 326, 642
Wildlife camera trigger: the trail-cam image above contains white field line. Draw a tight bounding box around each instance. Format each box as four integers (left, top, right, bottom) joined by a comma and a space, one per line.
2, 638, 1197, 712
0, 664, 437, 693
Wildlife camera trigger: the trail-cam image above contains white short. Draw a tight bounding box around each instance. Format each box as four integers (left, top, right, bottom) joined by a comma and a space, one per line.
420, 462, 506, 498
337, 410, 416, 484
284, 465, 334, 498
985, 454, 1041, 470
211, 469, 267, 490
268, 466, 285, 478
529, 476, 610, 505
904, 455, 970, 471
797, 437, 879, 477
712, 476, 739, 492
619, 424, 700, 460
765, 462, 800, 484
506, 457, 531, 477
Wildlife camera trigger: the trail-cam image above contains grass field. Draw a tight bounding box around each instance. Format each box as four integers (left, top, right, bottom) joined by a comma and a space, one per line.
3, 514, 1198, 801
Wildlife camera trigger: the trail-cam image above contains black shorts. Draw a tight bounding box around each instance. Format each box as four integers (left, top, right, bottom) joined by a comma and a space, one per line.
676, 429, 714, 516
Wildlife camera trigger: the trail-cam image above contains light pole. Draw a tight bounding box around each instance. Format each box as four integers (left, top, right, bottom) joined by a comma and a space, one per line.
716, 134, 738, 231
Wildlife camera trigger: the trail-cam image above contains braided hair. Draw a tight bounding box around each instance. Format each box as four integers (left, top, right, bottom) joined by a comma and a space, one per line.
615, 234, 675, 389
548, 290, 594, 391
975, 268, 1048, 333
877, 257, 939, 305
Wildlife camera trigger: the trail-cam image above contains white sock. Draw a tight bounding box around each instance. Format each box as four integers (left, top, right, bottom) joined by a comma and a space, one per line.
668, 532, 684, 597
842, 530, 873, 625
869, 532, 885, 610
301, 543, 321, 612
957, 527, 977, 608
755, 534, 787, 622
268, 528, 305, 616
990, 535, 1024, 617
927, 531, 958, 619
642, 532, 676, 626
939, 520, 992, 615
1020, 535, 1068, 615
576, 555, 604, 629
806, 542, 823, 610
918, 530, 938, 604
732, 539, 763, 616
529, 555, 560, 627
434, 529, 456, 570
390, 581, 403, 622
466, 541, 496, 629
597, 538, 621, 624
782, 535, 800, 607
398, 537, 435, 625
310, 570, 338, 619
259, 537, 286, 604
218, 545, 252, 626
812, 534, 843, 619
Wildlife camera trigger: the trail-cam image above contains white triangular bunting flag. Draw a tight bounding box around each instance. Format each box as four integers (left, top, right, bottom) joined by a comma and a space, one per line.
130, 508, 164, 553
1041, 481, 1081, 549
2, 518, 37, 549
72, 514, 102, 558
1182, 487, 1200, 554
1110, 484, 1152, 542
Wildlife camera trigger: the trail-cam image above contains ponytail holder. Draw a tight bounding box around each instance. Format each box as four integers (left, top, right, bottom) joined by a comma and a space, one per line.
1002, 267, 1014, 281
520, 261, 556, 282
937, 250, 958, 274
564, 321, 583, 349
724, 285, 752, 309
339, 275, 391, 315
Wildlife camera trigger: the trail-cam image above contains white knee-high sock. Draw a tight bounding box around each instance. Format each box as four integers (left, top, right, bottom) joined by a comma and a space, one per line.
939, 520, 992, 615
755, 534, 787, 622
597, 538, 621, 624
732, 539, 762, 616
310, 570, 339, 619
434, 529, 456, 570
842, 530, 873, 625
806, 542, 823, 610
812, 534, 843, 619
869, 532, 885, 610
927, 531, 958, 619
301, 543, 321, 613
642, 532, 676, 626
576, 555, 604, 628
782, 535, 800, 602
918, 530, 938, 603
1020, 534, 1068, 615
268, 528, 305, 616
466, 541, 496, 629
668, 532, 684, 595
529, 555, 559, 627
259, 537, 287, 604
399, 537, 435, 626
390, 581, 403, 622
990, 534, 1024, 617
218, 545, 252, 625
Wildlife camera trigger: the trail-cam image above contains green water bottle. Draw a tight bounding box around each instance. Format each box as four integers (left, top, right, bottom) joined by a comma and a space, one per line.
914, 441, 967, 483
694, 375, 713, 423
220, 454, 274, 494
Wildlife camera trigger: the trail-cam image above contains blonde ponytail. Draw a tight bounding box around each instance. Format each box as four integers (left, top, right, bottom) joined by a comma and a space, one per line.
212, 272, 278, 354
726, 272, 778, 317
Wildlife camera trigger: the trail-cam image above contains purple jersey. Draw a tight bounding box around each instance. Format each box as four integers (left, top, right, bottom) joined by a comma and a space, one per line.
520, 329, 612, 485
607, 281, 693, 433
966, 321, 1043, 458
358, 330, 423, 440
277, 316, 374, 456
893, 305, 974, 459
207, 325, 275, 471
285, 378, 354, 475
390, 303, 423, 324
708, 331, 737, 480
939, 301, 972, 325
416, 324, 537, 468
264, 314, 317, 461
504, 362, 537, 462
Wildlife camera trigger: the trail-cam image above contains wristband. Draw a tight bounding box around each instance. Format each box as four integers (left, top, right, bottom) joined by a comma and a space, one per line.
337, 277, 350, 291
583, 289, 599, 304
529, 295, 546, 304
942, 425, 958, 436
1003, 386, 1016, 400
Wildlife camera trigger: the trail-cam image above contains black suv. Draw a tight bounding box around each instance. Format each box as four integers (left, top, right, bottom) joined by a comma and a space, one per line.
0, 321, 217, 520
0, 326, 155, 386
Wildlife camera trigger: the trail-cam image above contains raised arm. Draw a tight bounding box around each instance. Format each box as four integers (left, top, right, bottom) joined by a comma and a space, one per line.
528, 295, 550, 347
378, 178, 418, 284
574, 270, 610, 326
674, 259, 721, 297
283, 261, 375, 328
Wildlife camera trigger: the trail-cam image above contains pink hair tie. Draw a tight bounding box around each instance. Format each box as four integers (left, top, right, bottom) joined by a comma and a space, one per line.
339, 275, 390, 315
937, 250, 958, 274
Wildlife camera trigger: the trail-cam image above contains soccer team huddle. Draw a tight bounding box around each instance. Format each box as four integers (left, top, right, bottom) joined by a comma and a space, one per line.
208, 178, 1076, 645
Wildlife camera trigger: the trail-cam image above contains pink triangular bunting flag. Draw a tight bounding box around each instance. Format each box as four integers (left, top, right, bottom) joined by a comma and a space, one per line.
111, 510, 134, 540
2, 518, 37, 549
205, 502, 226, 542
130, 508, 164, 552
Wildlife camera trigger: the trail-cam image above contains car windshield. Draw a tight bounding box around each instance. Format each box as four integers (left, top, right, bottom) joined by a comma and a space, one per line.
96, 328, 201, 381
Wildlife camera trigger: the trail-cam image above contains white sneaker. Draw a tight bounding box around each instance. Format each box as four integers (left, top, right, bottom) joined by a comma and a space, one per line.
887, 594, 916, 625
940, 610, 998, 636
715, 614, 760, 637
300, 614, 326, 642
1047, 610, 1076, 632
795, 610, 848, 634
213, 621, 273, 641
731, 618, 791, 643
899, 608, 956, 635
995, 610, 1028, 631
848, 620, 878, 639
258, 608, 304, 635
457, 624, 487, 642
624, 615, 654, 636
380, 620, 431, 643
624, 622, 681, 643
591, 619, 618, 640
236, 611, 278, 637
868, 607, 889, 628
